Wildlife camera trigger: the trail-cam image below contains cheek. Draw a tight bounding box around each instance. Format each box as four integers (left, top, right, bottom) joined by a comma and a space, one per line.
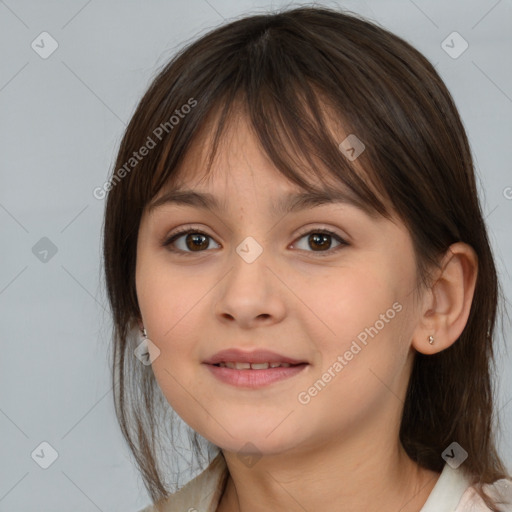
137, 273, 201, 355
137, 268, 205, 420
136, 243, 202, 335
293, 280, 411, 433
296, 254, 414, 399
135, 253, 200, 390
296, 259, 402, 346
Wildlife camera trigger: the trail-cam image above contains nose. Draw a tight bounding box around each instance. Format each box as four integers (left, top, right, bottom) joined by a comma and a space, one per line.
214, 240, 286, 329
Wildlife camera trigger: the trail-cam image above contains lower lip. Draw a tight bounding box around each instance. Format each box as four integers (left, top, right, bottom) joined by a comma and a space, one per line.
203, 363, 308, 388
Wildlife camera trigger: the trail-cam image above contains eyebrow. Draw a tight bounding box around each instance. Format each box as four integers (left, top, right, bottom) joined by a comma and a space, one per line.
147, 188, 371, 216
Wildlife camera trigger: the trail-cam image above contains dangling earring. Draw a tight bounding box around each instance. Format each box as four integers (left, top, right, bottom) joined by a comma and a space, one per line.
428, 335, 434, 345
137, 325, 160, 365
137, 325, 151, 366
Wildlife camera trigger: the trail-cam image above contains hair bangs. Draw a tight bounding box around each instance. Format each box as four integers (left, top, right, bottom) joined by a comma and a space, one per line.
148, 67, 393, 224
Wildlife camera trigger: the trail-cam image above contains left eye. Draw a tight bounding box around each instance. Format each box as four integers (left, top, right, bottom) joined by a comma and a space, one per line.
162, 228, 348, 255
292, 229, 347, 255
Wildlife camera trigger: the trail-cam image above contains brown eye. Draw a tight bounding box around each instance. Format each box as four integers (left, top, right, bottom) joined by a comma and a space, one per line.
184, 233, 210, 251
308, 233, 332, 251
292, 229, 348, 256
162, 229, 221, 254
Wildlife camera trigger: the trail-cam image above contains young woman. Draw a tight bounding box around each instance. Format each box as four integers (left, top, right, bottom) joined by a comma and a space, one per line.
102, 6, 512, 511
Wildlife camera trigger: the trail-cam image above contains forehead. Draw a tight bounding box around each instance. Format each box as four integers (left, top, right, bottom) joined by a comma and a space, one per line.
151, 120, 375, 215
148, 103, 395, 222
164, 107, 324, 182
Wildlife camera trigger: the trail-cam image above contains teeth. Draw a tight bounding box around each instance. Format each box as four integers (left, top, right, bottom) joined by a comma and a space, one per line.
251, 363, 270, 370
216, 361, 293, 369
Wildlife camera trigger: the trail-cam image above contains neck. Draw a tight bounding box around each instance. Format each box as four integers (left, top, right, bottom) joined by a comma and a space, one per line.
216, 422, 440, 512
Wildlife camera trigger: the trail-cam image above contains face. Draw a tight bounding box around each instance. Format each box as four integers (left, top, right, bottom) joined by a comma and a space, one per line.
135, 113, 424, 458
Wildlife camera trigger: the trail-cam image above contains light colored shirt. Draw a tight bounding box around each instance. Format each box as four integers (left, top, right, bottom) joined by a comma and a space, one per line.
138, 452, 512, 512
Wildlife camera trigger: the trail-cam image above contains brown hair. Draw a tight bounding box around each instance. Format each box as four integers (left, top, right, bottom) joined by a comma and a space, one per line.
102, 6, 511, 509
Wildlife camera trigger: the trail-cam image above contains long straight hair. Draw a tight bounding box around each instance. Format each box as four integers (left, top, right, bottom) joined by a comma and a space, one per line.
102, 6, 511, 509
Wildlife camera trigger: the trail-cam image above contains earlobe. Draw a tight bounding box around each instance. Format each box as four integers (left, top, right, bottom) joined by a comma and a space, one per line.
411, 242, 478, 355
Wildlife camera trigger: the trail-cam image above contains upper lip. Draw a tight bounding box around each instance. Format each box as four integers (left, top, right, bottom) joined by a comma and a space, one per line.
203, 348, 308, 365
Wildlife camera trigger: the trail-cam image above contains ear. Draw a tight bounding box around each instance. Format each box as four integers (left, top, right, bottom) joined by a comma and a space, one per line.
411, 242, 478, 355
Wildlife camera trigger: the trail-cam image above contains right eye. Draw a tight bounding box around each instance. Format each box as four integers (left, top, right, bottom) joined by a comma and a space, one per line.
162, 228, 221, 255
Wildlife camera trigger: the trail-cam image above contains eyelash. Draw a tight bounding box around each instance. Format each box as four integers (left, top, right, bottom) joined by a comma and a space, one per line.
161, 225, 348, 257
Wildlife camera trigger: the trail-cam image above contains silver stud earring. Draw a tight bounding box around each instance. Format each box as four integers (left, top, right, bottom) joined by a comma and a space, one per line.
428, 335, 434, 345
141, 326, 147, 339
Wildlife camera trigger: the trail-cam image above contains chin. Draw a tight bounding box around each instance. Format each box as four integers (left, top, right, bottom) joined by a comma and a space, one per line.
206, 426, 302, 456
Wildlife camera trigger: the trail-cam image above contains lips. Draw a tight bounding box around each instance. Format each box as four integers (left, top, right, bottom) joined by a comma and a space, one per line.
203, 348, 308, 366
204, 349, 309, 388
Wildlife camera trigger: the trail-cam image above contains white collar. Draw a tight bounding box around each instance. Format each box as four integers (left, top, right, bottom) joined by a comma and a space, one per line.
419, 463, 473, 511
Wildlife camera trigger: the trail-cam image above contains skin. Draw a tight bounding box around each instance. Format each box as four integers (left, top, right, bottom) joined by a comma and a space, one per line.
135, 112, 478, 512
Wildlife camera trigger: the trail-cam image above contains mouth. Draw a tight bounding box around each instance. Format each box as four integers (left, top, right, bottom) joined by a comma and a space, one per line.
203, 348, 308, 366
204, 360, 309, 388
202, 348, 309, 388
211, 361, 305, 369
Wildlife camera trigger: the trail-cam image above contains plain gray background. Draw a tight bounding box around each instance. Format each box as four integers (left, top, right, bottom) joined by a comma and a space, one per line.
1, 1, 511, 510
